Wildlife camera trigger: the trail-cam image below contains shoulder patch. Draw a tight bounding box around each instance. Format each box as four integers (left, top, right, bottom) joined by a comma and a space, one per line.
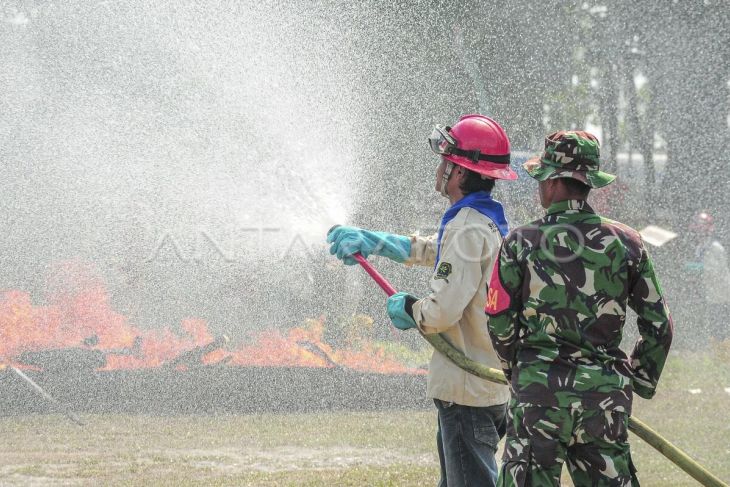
435, 262, 452, 280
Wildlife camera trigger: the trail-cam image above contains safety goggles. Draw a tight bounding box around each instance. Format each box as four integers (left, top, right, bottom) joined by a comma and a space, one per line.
428, 125, 510, 164
428, 125, 457, 156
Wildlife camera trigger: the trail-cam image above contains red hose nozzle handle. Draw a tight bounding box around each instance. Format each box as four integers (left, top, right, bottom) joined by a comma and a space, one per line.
352, 254, 398, 297
327, 225, 398, 296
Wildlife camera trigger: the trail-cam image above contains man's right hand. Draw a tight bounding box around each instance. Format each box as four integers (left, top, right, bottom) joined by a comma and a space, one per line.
327, 226, 411, 265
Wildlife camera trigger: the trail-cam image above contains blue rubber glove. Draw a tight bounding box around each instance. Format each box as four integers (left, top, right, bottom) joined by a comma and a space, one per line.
387, 292, 418, 330
326, 225, 411, 265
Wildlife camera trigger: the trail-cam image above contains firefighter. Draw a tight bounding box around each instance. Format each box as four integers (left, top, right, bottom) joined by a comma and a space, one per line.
328, 114, 517, 486
486, 130, 674, 486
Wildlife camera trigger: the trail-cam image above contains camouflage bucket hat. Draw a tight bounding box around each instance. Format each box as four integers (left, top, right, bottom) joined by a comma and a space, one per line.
523, 130, 616, 188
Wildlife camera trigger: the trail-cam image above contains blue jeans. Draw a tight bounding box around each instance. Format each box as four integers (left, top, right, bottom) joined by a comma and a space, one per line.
435, 400, 507, 487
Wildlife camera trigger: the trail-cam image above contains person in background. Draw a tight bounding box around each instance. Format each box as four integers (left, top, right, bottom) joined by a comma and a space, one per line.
686, 210, 730, 342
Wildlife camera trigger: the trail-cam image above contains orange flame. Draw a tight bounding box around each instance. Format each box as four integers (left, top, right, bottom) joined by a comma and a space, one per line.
0, 264, 424, 375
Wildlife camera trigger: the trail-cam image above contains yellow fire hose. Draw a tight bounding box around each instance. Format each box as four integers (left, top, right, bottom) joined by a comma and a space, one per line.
341, 249, 728, 487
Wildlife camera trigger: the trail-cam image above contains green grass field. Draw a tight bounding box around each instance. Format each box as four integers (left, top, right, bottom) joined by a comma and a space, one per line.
1, 350, 728, 486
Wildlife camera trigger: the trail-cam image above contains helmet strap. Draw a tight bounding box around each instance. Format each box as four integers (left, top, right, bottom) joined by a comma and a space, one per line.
440, 161, 454, 198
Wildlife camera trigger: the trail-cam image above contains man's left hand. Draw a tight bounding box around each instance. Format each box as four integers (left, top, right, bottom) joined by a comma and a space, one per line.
387, 292, 418, 330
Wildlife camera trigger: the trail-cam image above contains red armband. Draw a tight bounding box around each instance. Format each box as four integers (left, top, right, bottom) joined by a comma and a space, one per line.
485, 260, 511, 315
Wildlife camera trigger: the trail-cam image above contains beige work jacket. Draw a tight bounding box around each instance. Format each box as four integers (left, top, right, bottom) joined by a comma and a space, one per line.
406, 207, 510, 407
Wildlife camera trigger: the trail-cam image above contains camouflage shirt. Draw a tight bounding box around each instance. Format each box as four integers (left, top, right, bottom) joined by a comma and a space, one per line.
485, 200, 673, 412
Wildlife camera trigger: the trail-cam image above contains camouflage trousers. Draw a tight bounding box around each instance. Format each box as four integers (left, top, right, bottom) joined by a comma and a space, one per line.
498, 401, 638, 487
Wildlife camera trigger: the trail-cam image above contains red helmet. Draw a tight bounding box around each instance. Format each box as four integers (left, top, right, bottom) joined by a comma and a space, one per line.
428, 114, 517, 180
690, 210, 715, 235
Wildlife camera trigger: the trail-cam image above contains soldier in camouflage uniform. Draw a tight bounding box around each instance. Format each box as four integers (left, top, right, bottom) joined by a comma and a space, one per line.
485, 131, 674, 486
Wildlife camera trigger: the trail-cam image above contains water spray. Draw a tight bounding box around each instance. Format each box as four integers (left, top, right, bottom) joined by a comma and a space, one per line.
341, 253, 728, 487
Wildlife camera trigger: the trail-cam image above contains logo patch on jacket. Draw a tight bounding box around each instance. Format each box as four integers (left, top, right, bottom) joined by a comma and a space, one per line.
435, 262, 452, 280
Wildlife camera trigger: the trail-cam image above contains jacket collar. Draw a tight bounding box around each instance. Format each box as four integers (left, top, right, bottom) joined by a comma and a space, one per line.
546, 199, 595, 215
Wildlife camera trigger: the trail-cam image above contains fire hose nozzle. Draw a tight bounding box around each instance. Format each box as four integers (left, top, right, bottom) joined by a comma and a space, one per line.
327, 225, 397, 296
